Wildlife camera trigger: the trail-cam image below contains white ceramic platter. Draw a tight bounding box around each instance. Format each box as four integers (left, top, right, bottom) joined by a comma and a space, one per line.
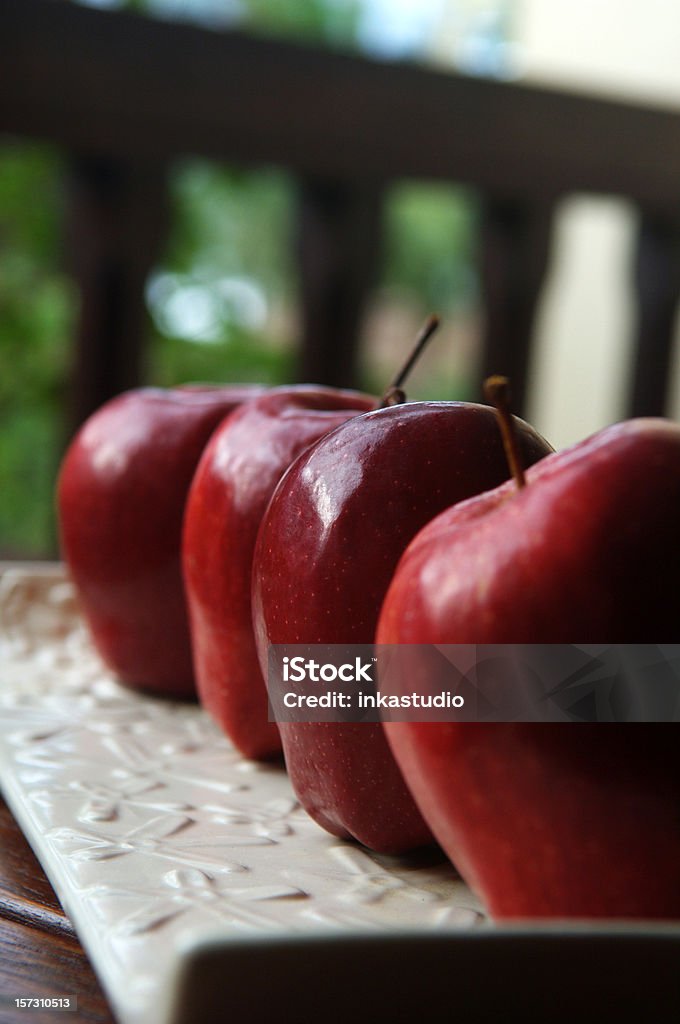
0, 567, 484, 1024
2, 567, 680, 1024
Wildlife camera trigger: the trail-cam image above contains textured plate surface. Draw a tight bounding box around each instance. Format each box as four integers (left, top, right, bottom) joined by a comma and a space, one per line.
0, 567, 483, 1024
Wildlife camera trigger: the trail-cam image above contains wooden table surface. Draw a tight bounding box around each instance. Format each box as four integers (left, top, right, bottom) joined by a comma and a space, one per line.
0, 796, 114, 1024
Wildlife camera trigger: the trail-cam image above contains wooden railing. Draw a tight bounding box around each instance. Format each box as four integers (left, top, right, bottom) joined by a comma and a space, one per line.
3, 0, 680, 429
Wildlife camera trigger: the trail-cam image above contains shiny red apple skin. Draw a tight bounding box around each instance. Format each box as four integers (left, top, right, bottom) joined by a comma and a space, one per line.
252, 401, 552, 853
378, 417, 680, 918
58, 384, 263, 697
183, 385, 375, 761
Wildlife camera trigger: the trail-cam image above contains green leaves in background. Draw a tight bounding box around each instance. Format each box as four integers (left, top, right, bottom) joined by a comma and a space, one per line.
0, 145, 75, 555
384, 181, 477, 312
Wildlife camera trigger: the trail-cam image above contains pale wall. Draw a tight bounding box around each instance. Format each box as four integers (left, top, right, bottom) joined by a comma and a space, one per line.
514, 0, 680, 447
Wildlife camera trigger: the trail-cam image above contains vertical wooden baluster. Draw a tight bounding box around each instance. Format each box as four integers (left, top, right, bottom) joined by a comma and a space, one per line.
295, 177, 383, 389
630, 208, 680, 417
64, 155, 169, 436
478, 196, 555, 418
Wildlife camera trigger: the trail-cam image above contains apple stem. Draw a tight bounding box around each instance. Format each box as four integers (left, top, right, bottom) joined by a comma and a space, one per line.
377, 314, 441, 409
483, 375, 527, 489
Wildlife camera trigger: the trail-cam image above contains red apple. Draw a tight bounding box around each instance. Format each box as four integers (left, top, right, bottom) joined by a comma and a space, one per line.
252, 401, 552, 853
58, 384, 263, 697
377, 416, 680, 917
183, 385, 375, 760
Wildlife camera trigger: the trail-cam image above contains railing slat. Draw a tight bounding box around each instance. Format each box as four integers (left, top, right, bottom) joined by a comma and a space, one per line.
296, 177, 383, 389
478, 197, 555, 418
630, 210, 680, 417
64, 155, 169, 433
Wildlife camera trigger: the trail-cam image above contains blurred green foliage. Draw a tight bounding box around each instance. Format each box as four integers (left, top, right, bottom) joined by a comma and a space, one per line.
147, 162, 298, 386
119, 0, 363, 48
385, 181, 477, 312
240, 0, 362, 46
1, 2, 477, 557
0, 145, 75, 554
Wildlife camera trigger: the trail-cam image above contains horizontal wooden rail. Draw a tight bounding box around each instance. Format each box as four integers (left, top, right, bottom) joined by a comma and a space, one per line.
2, 1, 680, 207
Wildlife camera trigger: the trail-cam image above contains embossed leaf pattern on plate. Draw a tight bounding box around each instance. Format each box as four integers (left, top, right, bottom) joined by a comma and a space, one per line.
0, 568, 484, 1024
